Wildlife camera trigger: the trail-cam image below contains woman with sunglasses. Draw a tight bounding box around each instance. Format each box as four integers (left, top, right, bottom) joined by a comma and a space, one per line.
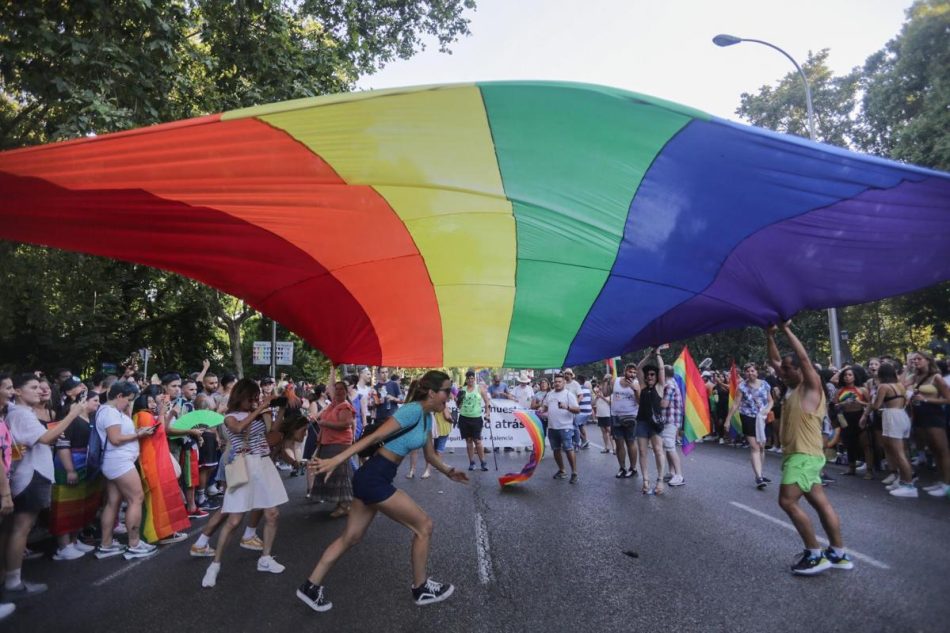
298, 371, 469, 613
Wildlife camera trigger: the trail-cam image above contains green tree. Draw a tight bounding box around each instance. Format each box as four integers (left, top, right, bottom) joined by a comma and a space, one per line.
0, 0, 475, 374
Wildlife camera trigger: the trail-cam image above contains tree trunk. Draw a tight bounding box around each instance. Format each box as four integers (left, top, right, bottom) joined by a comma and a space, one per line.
213, 295, 255, 377
227, 320, 244, 377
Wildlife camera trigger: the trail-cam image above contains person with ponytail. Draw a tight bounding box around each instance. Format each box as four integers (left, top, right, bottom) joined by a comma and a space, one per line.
297, 370, 469, 614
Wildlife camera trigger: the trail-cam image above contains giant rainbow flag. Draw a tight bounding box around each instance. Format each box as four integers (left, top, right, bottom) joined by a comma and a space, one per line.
2, 82, 948, 368
134, 411, 191, 543
672, 346, 712, 455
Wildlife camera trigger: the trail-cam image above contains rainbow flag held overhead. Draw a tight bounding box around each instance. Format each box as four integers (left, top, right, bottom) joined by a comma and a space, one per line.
672, 346, 712, 455
728, 361, 742, 438
605, 357, 621, 380
498, 410, 546, 487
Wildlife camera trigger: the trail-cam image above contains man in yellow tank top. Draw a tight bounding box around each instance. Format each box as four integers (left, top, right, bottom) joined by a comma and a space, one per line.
766, 322, 854, 576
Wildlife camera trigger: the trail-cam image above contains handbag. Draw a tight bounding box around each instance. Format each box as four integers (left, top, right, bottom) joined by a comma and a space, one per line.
225, 452, 249, 488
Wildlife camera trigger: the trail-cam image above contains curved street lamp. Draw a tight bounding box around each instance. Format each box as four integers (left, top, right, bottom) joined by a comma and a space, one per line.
713, 33, 843, 367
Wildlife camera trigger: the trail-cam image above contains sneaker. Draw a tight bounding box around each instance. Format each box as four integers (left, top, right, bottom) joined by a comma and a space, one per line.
755, 477, 767, 490
240, 536, 264, 551
158, 532, 188, 545
0, 602, 14, 622
188, 508, 210, 519
71, 540, 96, 553
553, 471, 567, 480
926, 483, 948, 497
113, 523, 128, 535
276, 462, 292, 471
791, 550, 831, 576
881, 473, 898, 486
468, 462, 476, 471
824, 548, 854, 570
761, 476, 772, 483
855, 462, 867, 474
886, 478, 902, 491
190, 544, 216, 558
198, 498, 221, 511
624, 468, 637, 478
412, 577, 455, 606
668, 474, 686, 487
297, 581, 333, 612
124, 541, 158, 559
3, 581, 47, 600
718, 438, 726, 445
922, 482, 944, 492
480, 463, 489, 472
569, 473, 579, 484
202, 562, 220, 588
580, 441, 590, 449
257, 556, 285, 574
600, 448, 611, 454
615, 468, 626, 479
890, 484, 919, 498
52, 543, 85, 561
206, 484, 222, 496
663, 473, 673, 483
95, 542, 127, 559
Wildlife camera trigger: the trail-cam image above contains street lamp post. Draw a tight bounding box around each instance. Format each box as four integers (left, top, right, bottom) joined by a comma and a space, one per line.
713, 33, 843, 368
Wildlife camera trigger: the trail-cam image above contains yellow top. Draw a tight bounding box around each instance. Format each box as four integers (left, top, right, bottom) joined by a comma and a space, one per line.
780, 385, 826, 457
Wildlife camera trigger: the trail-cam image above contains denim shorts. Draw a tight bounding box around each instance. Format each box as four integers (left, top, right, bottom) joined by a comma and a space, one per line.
352, 454, 398, 505
433, 435, 449, 453
635, 420, 658, 439
547, 428, 575, 452
611, 415, 637, 442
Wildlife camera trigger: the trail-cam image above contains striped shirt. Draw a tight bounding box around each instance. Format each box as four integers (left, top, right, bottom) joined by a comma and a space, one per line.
579, 386, 592, 415
224, 410, 269, 456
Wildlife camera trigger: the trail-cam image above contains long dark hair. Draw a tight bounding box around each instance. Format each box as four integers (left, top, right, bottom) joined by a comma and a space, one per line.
227, 378, 261, 412
407, 371, 450, 403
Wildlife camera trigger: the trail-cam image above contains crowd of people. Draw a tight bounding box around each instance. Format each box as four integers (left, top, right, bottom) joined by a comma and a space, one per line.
0, 327, 948, 621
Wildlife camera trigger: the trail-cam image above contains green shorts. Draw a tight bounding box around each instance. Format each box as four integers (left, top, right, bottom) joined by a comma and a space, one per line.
781, 453, 824, 492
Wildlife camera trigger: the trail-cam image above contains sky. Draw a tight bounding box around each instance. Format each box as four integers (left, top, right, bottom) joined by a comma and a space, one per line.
359, 0, 914, 120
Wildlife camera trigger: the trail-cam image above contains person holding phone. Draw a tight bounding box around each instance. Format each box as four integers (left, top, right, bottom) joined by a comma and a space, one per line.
538, 374, 581, 483
96, 381, 159, 560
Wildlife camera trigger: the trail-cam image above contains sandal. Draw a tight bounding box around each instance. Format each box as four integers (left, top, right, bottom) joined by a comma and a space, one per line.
641, 480, 651, 495
329, 506, 349, 519
654, 481, 665, 496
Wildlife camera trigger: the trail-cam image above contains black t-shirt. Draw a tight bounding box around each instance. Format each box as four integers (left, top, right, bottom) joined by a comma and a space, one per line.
375, 379, 402, 421
56, 416, 93, 451
637, 387, 661, 423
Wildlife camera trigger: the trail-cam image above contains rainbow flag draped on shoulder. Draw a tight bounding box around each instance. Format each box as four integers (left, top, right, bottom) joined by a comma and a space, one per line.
672, 346, 712, 455
728, 361, 742, 438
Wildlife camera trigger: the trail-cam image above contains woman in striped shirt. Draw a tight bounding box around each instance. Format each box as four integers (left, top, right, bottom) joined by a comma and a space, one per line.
201, 379, 289, 588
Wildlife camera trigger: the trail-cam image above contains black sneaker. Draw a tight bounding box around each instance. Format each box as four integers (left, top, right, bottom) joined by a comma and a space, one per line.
624, 468, 637, 478
615, 468, 626, 479
755, 477, 768, 490
297, 581, 333, 612
412, 578, 455, 606
791, 550, 831, 576
480, 463, 489, 472
553, 471, 567, 480
569, 473, 578, 484
761, 477, 772, 483
823, 548, 854, 570
468, 462, 476, 471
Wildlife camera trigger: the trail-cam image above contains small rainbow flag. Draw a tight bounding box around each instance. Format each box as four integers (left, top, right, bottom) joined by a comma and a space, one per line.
605, 357, 621, 380
673, 346, 712, 455
498, 410, 546, 487
728, 361, 742, 438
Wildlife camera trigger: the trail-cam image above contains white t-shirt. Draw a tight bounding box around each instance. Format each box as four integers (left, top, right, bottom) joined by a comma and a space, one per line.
97, 404, 140, 463
545, 389, 578, 430
565, 380, 582, 399
6, 403, 53, 496
611, 378, 639, 416
594, 395, 611, 418
512, 385, 534, 409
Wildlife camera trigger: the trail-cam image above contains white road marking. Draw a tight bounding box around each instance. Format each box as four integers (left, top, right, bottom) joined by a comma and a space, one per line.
474, 512, 494, 585
92, 556, 150, 586
729, 501, 891, 570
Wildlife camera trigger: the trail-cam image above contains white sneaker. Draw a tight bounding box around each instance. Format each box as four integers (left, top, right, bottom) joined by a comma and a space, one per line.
124, 541, 158, 559
113, 523, 128, 535
257, 556, 285, 574
923, 482, 944, 492
926, 483, 948, 497
855, 462, 867, 474
881, 473, 898, 486
202, 562, 220, 588
206, 484, 221, 496
0, 602, 14, 622
668, 474, 686, 486
53, 544, 85, 561
886, 479, 902, 491
71, 540, 96, 553
890, 485, 919, 498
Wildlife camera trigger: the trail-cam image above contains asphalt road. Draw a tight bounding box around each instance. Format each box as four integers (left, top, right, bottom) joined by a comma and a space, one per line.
6, 438, 950, 633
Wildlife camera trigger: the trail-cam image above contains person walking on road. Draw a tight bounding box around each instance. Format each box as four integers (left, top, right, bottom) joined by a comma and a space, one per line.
766, 322, 853, 576
726, 363, 774, 490
538, 374, 580, 483
298, 371, 469, 613
457, 371, 491, 472
609, 364, 640, 479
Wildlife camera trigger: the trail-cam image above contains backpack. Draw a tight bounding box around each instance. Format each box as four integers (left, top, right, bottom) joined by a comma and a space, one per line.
86, 412, 108, 477
357, 408, 425, 459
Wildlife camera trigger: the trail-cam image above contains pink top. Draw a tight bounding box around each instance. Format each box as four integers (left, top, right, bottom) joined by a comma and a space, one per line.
318, 401, 355, 446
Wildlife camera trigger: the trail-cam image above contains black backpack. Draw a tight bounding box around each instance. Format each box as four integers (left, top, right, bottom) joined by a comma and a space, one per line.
86, 414, 107, 477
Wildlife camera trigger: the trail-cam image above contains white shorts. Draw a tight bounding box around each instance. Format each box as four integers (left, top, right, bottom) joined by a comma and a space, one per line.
661, 423, 679, 450
882, 408, 911, 439
101, 457, 137, 481
221, 454, 289, 513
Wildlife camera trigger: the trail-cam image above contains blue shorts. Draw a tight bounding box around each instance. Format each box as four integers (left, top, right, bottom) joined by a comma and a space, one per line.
548, 428, 575, 452
433, 435, 449, 453
635, 420, 658, 438
352, 454, 398, 505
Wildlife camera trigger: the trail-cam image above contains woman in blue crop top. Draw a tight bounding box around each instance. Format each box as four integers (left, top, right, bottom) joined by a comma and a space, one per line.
298, 371, 469, 613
